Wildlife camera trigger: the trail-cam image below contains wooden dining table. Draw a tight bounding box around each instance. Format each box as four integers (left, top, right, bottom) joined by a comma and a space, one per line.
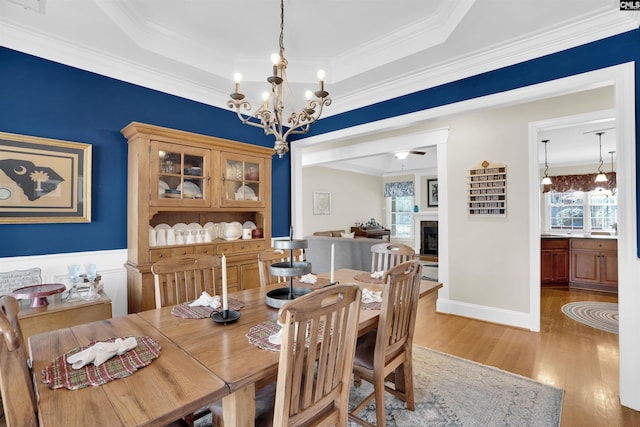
29, 268, 441, 427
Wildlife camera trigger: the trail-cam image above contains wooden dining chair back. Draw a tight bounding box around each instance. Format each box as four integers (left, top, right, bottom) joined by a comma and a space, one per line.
350, 261, 423, 427
370, 243, 415, 272
0, 295, 38, 427
273, 284, 362, 426
257, 248, 305, 288
151, 254, 222, 309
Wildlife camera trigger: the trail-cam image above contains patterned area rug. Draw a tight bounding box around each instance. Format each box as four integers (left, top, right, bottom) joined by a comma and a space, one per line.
561, 301, 619, 334
195, 346, 563, 427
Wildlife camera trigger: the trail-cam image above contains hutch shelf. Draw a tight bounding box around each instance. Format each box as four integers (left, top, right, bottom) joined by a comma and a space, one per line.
123, 122, 274, 313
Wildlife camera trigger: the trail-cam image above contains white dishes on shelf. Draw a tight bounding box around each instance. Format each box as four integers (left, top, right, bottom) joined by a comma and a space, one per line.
159, 180, 169, 196
235, 185, 257, 201
149, 221, 252, 246
223, 221, 243, 240
177, 181, 202, 198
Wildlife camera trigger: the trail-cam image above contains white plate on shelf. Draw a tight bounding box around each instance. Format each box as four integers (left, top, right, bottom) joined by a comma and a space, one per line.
187, 222, 202, 230
173, 223, 188, 231
158, 180, 170, 196
177, 181, 202, 197
243, 221, 256, 229
154, 223, 171, 231
235, 185, 256, 201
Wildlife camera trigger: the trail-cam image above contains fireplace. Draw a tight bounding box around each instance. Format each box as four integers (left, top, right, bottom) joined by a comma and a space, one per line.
420, 221, 438, 256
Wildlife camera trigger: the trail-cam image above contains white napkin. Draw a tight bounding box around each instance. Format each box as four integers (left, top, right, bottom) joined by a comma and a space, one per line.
189, 291, 221, 309
362, 288, 383, 304
371, 271, 384, 279
67, 337, 138, 369
299, 273, 318, 284
269, 321, 284, 345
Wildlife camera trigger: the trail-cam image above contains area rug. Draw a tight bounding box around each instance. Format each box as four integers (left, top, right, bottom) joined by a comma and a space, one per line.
195, 346, 563, 427
561, 301, 618, 334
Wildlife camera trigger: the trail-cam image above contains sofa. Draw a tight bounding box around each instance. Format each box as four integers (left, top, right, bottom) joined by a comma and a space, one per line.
305, 234, 381, 274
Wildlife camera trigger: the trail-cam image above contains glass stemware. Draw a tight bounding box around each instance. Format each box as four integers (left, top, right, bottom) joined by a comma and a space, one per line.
66, 264, 82, 301
83, 263, 100, 300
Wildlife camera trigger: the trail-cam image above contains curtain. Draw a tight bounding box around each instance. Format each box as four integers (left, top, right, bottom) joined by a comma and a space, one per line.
542, 172, 617, 193
384, 181, 414, 197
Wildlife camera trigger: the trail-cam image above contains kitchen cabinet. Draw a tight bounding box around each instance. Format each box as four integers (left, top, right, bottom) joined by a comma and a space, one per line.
122, 122, 274, 313
569, 238, 618, 293
541, 238, 569, 285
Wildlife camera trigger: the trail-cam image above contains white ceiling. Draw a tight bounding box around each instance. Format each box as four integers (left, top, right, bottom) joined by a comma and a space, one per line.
1, 0, 636, 175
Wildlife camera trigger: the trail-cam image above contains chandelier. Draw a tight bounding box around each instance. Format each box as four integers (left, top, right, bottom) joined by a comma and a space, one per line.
228, 0, 331, 158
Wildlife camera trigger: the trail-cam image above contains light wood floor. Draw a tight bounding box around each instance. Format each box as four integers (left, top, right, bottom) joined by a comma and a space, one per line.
413, 286, 640, 426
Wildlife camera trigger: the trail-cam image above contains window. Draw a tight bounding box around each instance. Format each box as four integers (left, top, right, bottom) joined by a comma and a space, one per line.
389, 196, 413, 238
545, 190, 617, 232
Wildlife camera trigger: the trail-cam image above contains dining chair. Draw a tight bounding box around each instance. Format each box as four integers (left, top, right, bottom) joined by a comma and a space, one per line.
370, 242, 415, 272
210, 284, 362, 426
151, 254, 222, 308
349, 261, 423, 427
257, 247, 305, 287
0, 295, 38, 427
151, 254, 223, 426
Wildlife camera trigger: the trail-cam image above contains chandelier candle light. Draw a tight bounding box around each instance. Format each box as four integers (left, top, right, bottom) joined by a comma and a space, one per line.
229, 0, 331, 158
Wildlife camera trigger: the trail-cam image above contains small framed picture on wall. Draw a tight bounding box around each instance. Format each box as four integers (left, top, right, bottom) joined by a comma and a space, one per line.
427, 179, 438, 207
313, 191, 331, 215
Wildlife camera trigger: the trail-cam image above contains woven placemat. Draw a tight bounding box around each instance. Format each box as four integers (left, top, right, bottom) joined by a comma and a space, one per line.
353, 272, 384, 284
41, 336, 161, 390
246, 320, 282, 352
171, 297, 245, 319
291, 277, 332, 290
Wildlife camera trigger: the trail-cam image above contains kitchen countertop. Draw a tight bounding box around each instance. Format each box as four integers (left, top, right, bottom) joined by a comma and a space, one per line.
541, 233, 617, 240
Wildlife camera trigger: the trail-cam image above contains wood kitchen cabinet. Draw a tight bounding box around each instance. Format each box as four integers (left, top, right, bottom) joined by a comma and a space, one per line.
541, 238, 569, 285
569, 238, 618, 293
122, 122, 274, 313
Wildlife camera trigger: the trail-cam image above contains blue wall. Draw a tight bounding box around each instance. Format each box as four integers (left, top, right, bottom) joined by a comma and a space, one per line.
0, 47, 290, 257
1, 28, 638, 258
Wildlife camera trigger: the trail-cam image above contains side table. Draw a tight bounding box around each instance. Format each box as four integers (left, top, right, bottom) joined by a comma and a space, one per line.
18, 290, 112, 353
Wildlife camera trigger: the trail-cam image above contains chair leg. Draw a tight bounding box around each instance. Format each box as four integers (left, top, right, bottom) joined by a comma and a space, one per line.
402, 359, 415, 411
354, 372, 362, 387
374, 374, 386, 427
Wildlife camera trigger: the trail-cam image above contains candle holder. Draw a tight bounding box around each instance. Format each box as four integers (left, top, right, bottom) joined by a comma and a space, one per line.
210, 309, 241, 324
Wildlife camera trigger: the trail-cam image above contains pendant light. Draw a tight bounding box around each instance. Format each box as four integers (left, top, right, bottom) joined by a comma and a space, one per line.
541, 139, 552, 185
594, 132, 608, 183
609, 150, 616, 196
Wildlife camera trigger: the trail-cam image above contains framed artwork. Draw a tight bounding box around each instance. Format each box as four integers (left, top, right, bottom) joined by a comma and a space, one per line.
0, 131, 92, 223
313, 191, 331, 215
427, 179, 438, 207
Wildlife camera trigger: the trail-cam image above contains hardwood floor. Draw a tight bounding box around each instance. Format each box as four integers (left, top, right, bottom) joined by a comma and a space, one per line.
413, 286, 640, 426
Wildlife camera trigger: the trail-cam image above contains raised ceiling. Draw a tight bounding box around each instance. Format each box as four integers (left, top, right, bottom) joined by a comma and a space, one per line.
1, 0, 636, 174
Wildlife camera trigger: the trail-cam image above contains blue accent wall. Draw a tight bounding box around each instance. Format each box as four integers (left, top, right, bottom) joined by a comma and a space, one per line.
0, 47, 290, 257
1, 27, 638, 257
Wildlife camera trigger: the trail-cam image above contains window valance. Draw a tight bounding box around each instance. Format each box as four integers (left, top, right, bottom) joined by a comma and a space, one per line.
542, 172, 616, 193
384, 181, 414, 197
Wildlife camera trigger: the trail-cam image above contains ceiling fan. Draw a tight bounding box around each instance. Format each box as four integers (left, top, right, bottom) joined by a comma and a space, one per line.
394, 150, 426, 160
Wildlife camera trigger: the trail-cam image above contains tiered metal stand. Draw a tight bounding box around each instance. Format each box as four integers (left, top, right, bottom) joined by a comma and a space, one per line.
265, 238, 313, 308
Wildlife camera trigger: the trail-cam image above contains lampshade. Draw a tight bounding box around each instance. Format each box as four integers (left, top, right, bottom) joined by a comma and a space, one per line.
394, 152, 409, 160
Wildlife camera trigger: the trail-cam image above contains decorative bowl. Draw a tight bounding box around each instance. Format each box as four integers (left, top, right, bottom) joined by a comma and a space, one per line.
223, 221, 243, 240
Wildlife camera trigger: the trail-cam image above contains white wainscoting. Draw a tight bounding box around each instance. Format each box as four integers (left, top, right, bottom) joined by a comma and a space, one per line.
0, 249, 128, 317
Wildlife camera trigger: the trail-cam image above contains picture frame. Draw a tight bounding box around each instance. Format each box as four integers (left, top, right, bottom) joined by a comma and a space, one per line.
427, 179, 438, 207
0, 131, 92, 223
313, 191, 331, 215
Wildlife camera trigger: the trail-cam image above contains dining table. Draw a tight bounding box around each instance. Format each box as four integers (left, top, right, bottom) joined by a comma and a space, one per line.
28, 268, 441, 427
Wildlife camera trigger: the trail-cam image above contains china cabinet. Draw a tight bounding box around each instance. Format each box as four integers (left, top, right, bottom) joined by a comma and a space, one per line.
123, 122, 273, 313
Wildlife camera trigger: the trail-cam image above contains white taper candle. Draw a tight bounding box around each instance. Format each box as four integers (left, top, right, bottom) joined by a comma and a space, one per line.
330, 243, 335, 283
222, 253, 228, 311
